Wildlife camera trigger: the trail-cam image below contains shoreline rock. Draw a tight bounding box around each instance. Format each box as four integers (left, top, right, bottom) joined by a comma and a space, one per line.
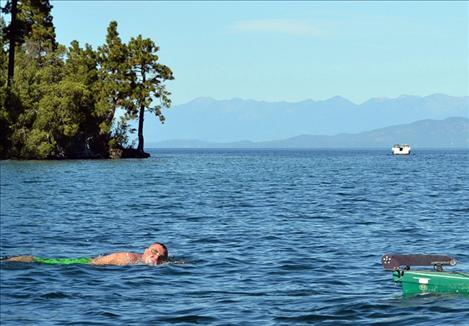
1, 148, 151, 160
110, 148, 151, 159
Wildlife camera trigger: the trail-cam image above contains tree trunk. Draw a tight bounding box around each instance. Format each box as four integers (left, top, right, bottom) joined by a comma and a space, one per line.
137, 104, 145, 152
7, 0, 18, 89
137, 71, 146, 153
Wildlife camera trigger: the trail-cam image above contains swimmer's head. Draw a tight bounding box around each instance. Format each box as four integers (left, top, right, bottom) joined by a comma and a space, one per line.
142, 242, 168, 266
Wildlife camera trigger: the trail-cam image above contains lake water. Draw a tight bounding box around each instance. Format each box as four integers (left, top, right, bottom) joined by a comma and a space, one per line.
1, 149, 468, 325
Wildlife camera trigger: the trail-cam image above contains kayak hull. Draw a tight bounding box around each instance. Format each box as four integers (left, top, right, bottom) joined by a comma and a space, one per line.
392, 270, 469, 295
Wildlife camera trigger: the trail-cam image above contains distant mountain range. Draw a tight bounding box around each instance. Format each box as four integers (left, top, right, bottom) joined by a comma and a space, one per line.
144, 94, 469, 144
148, 117, 469, 148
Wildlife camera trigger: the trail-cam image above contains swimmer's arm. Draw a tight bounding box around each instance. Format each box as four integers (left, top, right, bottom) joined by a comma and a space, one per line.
90, 252, 140, 266
3, 255, 35, 262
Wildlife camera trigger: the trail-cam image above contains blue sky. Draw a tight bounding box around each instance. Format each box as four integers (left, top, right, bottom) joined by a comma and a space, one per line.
9, 1, 469, 105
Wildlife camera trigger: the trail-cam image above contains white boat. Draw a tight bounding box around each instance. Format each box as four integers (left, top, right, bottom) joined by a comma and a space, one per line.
392, 144, 411, 155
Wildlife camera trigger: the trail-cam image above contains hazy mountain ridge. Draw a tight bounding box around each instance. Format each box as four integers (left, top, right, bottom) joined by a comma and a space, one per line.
144, 94, 469, 143
148, 117, 469, 148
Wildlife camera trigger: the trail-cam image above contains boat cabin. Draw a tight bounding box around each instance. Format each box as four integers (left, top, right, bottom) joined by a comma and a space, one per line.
392, 144, 411, 155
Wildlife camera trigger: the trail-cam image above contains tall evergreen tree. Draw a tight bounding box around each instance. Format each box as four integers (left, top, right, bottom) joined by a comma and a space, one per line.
126, 35, 173, 154
0, 16, 8, 81
2, 0, 55, 86
59, 41, 100, 157
96, 21, 129, 150
0, 16, 9, 157
2, 0, 57, 158
10, 45, 65, 158
2, 0, 17, 89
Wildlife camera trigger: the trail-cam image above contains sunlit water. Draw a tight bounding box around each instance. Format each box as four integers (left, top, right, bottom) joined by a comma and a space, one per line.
1, 149, 468, 325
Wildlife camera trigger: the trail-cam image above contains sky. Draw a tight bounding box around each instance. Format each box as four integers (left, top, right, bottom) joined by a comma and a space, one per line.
4, 1, 469, 105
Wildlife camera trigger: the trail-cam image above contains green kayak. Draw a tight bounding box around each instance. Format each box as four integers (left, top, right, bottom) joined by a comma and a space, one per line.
392, 270, 469, 295
382, 254, 469, 295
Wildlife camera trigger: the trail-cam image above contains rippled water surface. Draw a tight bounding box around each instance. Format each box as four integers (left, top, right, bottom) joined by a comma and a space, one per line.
1, 149, 468, 325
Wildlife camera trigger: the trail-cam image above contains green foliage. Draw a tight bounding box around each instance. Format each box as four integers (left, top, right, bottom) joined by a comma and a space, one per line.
4, 0, 57, 59
1, 5, 174, 159
0, 15, 6, 50
109, 114, 135, 149
22, 128, 54, 159
96, 21, 129, 139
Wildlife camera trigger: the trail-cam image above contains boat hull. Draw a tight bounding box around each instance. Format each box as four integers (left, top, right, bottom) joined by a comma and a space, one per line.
391, 144, 411, 155
392, 270, 469, 295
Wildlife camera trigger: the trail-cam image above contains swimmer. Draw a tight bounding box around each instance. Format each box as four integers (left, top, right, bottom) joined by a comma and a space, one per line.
2, 242, 168, 266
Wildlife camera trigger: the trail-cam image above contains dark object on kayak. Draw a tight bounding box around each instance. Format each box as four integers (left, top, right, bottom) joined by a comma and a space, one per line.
382, 254, 457, 271
382, 254, 469, 295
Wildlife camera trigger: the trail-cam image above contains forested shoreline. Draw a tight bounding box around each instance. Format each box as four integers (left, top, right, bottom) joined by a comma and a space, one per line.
0, 0, 174, 159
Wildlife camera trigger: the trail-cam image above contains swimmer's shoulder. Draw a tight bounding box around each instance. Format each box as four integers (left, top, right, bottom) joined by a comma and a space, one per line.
91, 252, 141, 266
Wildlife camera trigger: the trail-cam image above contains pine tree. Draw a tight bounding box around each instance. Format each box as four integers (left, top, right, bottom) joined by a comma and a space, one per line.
2, 0, 18, 89
2, 0, 56, 86
2, 0, 57, 158
0, 16, 10, 157
126, 35, 173, 154
96, 21, 130, 151
19, 0, 56, 61
10, 45, 66, 158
